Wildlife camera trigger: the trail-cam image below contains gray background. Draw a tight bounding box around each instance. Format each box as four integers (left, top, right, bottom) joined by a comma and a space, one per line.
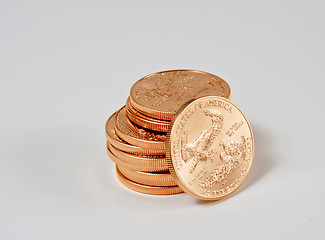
1, 0, 324, 239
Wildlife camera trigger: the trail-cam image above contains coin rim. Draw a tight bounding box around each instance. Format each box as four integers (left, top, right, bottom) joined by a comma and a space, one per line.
117, 165, 176, 187
129, 69, 232, 121
115, 107, 166, 150
108, 143, 168, 168
166, 96, 254, 201
107, 143, 169, 172
105, 110, 165, 156
116, 166, 184, 195
126, 97, 170, 132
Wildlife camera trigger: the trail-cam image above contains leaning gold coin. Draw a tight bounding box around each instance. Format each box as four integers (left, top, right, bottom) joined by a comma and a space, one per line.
107, 144, 168, 172
126, 97, 170, 132
105, 111, 165, 156
116, 166, 183, 195
166, 96, 254, 201
130, 70, 231, 121
108, 143, 168, 171
117, 165, 176, 187
115, 107, 166, 150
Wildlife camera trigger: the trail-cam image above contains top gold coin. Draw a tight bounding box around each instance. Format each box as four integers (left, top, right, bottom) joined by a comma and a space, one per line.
166, 96, 254, 201
129, 70, 231, 120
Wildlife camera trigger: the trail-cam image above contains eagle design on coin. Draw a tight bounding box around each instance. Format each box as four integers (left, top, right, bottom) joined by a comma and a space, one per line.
181, 109, 224, 173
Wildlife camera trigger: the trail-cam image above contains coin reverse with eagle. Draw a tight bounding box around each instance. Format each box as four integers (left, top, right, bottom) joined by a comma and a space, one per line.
166, 96, 254, 200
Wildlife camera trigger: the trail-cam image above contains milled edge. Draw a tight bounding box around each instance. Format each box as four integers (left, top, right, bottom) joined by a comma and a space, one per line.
114, 106, 166, 150
116, 166, 184, 195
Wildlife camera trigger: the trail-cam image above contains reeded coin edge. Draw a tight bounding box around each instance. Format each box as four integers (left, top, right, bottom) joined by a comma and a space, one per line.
108, 143, 168, 166
117, 165, 176, 187
114, 107, 166, 150
116, 166, 184, 195
166, 96, 254, 201
105, 110, 165, 156
107, 144, 169, 172
126, 97, 170, 124
126, 106, 170, 132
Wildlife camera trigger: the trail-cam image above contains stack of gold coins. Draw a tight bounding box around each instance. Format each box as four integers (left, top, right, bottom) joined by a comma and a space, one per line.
105, 70, 232, 196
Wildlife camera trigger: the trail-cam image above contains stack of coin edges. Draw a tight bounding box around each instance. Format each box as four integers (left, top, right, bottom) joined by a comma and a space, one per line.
105, 70, 231, 196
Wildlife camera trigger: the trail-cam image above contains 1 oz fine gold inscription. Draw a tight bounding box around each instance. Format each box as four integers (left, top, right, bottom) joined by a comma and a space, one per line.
166, 96, 254, 200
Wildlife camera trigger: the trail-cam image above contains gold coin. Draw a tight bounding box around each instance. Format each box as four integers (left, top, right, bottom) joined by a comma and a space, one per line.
166, 96, 254, 201
117, 165, 176, 187
105, 111, 165, 156
116, 166, 183, 195
126, 97, 170, 132
115, 107, 166, 150
108, 143, 168, 171
130, 70, 231, 121
107, 143, 168, 172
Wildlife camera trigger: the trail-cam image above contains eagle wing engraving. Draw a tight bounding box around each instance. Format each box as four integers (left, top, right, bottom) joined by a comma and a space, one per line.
180, 109, 223, 173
